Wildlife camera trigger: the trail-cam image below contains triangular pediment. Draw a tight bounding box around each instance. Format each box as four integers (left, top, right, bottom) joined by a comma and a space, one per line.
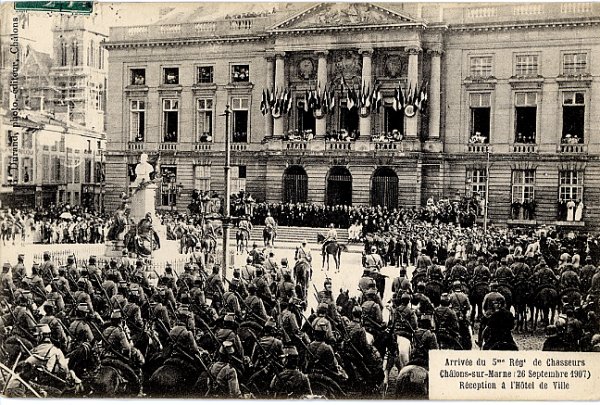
271, 3, 420, 32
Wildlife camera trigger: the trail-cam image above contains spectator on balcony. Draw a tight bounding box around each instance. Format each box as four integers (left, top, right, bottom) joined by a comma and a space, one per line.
558, 200, 568, 221
511, 201, 521, 220
566, 199, 576, 222
575, 200, 584, 222
469, 132, 487, 144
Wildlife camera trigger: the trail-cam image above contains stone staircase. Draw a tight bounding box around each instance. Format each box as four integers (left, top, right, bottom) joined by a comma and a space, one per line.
231, 226, 349, 244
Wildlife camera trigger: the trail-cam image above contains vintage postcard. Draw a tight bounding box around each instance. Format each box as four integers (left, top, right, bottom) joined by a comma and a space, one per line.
0, 1, 599, 400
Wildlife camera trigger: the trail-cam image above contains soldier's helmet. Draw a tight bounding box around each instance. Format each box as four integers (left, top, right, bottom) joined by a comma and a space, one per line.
110, 309, 123, 320
282, 345, 299, 358
352, 306, 363, 319
452, 280, 462, 291
317, 303, 328, 316
35, 323, 51, 336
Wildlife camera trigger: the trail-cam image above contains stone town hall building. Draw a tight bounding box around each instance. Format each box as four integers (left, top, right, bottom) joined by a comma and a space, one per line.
104, 2, 600, 229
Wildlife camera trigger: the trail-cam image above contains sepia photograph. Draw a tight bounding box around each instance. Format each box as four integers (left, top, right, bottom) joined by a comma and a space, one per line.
0, 1, 599, 400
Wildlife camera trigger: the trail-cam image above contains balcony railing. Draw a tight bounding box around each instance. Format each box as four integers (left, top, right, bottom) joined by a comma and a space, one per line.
467, 144, 490, 153
232, 143, 248, 151
512, 144, 538, 153
111, 16, 275, 42
194, 143, 212, 151
560, 143, 587, 154
326, 140, 353, 151
159, 142, 177, 151
128, 141, 144, 151
285, 141, 310, 150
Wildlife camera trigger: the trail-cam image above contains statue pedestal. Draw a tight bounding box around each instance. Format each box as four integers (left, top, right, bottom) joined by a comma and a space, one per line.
105, 239, 126, 258
129, 183, 158, 223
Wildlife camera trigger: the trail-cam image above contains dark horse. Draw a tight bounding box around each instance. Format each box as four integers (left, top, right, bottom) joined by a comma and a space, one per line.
263, 225, 276, 247
469, 281, 490, 325
512, 280, 532, 332
317, 234, 347, 272
533, 284, 559, 329
293, 259, 312, 301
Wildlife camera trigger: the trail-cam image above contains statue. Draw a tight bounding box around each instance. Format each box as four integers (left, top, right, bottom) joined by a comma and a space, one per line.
132, 153, 154, 188
106, 193, 130, 241
123, 212, 161, 258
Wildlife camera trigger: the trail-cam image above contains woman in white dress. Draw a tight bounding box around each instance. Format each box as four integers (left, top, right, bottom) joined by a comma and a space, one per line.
575, 200, 584, 222
566, 199, 576, 221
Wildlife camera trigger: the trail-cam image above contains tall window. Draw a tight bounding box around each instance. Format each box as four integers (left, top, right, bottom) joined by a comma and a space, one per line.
296, 99, 315, 135
340, 99, 359, 136
469, 169, 487, 200
73, 158, 80, 183
469, 93, 491, 143
131, 68, 146, 85
130, 100, 145, 142
160, 166, 177, 206
163, 67, 179, 85
162, 99, 179, 142
231, 166, 247, 194
563, 52, 587, 75
559, 171, 583, 201
197, 66, 214, 84
232, 64, 250, 82
72, 40, 80, 66
60, 42, 68, 66
384, 106, 404, 135
194, 165, 211, 193
231, 97, 249, 143
42, 155, 49, 182
470, 56, 493, 78
22, 131, 32, 149
512, 170, 535, 203
562, 91, 585, 143
22, 158, 32, 183
88, 40, 95, 67
514, 92, 537, 143
84, 159, 92, 183
515, 54, 539, 77
196, 98, 213, 142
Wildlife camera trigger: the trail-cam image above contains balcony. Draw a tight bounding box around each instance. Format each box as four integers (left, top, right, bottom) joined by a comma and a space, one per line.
128, 141, 144, 151
325, 140, 353, 151
467, 144, 490, 153
512, 144, 538, 153
194, 143, 212, 151
231, 143, 248, 151
285, 141, 310, 151
560, 143, 587, 154
159, 142, 177, 151
110, 16, 276, 43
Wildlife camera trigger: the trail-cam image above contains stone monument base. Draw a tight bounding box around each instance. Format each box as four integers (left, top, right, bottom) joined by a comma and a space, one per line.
105, 239, 126, 258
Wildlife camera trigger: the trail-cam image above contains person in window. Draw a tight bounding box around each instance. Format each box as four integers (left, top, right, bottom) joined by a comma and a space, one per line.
133, 74, 145, 85
392, 129, 402, 142
575, 200, 584, 222
511, 201, 521, 220
566, 199, 576, 222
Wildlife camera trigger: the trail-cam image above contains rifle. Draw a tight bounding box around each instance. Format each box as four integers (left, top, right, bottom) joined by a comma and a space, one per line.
14, 338, 68, 385
3, 300, 37, 342
88, 321, 131, 364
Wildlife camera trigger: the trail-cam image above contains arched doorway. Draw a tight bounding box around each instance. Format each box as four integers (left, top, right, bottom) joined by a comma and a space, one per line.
371, 167, 399, 208
326, 166, 352, 206
282, 165, 308, 203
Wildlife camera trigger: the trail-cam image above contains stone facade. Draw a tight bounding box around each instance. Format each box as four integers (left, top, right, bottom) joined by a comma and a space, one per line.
104, 2, 600, 229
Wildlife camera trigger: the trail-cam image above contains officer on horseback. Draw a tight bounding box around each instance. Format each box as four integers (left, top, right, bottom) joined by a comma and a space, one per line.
434, 293, 461, 344
321, 224, 338, 258
295, 240, 312, 263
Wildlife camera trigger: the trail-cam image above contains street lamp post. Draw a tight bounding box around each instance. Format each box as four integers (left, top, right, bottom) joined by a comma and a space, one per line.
483, 149, 491, 233
221, 105, 233, 281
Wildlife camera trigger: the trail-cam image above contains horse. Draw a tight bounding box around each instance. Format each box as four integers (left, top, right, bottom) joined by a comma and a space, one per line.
533, 284, 559, 329
559, 287, 582, 312
335, 289, 358, 319
424, 280, 444, 308
180, 231, 200, 254
317, 234, 347, 272
496, 283, 513, 312
469, 281, 490, 326
512, 280, 532, 332
393, 365, 428, 399
263, 225, 276, 247
146, 354, 203, 397
236, 228, 250, 254
293, 259, 312, 302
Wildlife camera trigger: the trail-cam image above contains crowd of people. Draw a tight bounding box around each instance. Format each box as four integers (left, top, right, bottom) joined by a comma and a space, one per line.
0, 206, 108, 246
1, 206, 600, 398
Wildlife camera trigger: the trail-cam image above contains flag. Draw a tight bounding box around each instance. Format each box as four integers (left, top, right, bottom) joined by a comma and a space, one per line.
371, 84, 382, 113
314, 86, 321, 111
329, 88, 336, 112
399, 84, 406, 111
285, 88, 293, 114
260, 89, 267, 116
268, 88, 276, 111
413, 82, 421, 110
419, 81, 429, 111
392, 88, 400, 111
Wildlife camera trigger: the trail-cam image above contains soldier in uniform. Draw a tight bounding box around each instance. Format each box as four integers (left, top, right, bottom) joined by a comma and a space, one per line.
149, 293, 171, 341
346, 306, 383, 373
311, 303, 336, 343
511, 255, 531, 281
580, 256, 598, 293
205, 265, 225, 311
69, 303, 95, 345
12, 254, 26, 289
305, 321, 347, 381
410, 317, 439, 367
270, 346, 312, 399
361, 287, 384, 334
294, 239, 312, 264
412, 282, 435, 321
215, 313, 244, 359
426, 257, 444, 282
1, 263, 16, 302
25, 324, 82, 390
40, 251, 57, 285
222, 278, 243, 319
208, 341, 242, 398
7, 291, 38, 351
277, 270, 296, 302
494, 257, 515, 285
39, 300, 69, 352
364, 246, 384, 271
447, 259, 469, 286
434, 293, 461, 343
189, 243, 205, 271
391, 267, 411, 294
321, 224, 338, 261
21, 264, 45, 305
250, 317, 283, 371
279, 299, 308, 347
251, 266, 274, 311
244, 284, 268, 323
471, 257, 492, 284
241, 257, 257, 283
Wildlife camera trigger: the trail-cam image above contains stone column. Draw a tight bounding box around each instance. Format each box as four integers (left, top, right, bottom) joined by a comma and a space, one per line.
359, 48, 374, 138
428, 47, 443, 139
405, 45, 421, 138
315, 50, 329, 138
264, 55, 275, 139
273, 52, 286, 137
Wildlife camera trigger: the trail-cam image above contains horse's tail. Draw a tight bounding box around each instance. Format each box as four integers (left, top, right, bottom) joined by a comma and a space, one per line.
339, 243, 349, 252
